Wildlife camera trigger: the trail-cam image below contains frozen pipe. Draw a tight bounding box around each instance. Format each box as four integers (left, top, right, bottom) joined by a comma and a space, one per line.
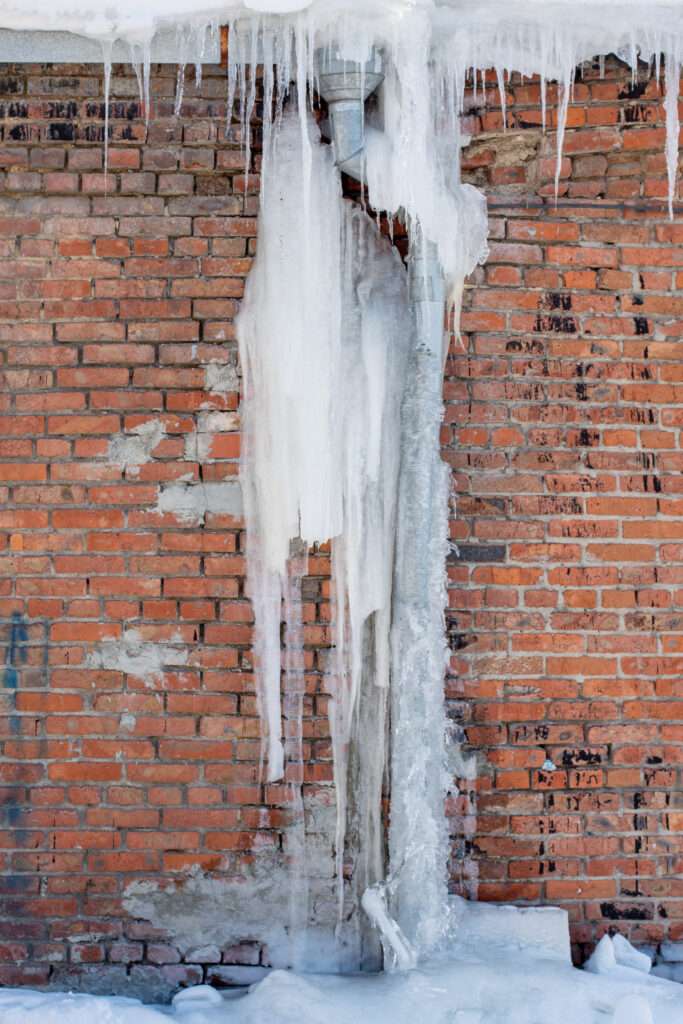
317, 43, 450, 958
389, 230, 450, 954
315, 46, 389, 972
314, 48, 383, 179
361, 882, 417, 971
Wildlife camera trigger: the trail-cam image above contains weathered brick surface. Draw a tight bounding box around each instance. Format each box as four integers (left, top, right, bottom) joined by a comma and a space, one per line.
0, 61, 294, 998
0, 53, 681, 993
450, 59, 683, 964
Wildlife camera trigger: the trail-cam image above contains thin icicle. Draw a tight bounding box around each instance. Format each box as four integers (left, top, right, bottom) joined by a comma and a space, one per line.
100, 38, 112, 183
174, 61, 186, 118
664, 50, 681, 217
282, 547, 309, 969
554, 72, 572, 202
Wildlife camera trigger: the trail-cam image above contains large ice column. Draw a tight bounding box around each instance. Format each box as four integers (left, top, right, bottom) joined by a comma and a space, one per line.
238, 111, 344, 784
388, 234, 452, 955
239, 104, 411, 962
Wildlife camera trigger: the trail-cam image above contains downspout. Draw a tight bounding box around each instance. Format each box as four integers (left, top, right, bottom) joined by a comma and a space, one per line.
316, 48, 388, 973
316, 49, 450, 963
388, 232, 450, 955
315, 48, 383, 179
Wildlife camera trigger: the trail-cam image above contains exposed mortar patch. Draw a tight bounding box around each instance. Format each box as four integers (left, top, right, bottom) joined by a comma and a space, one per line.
87, 628, 188, 685
155, 479, 243, 524
107, 420, 167, 477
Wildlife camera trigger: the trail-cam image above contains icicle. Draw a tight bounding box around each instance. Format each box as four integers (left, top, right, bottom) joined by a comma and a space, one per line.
664, 50, 680, 218
295, 17, 313, 219
282, 546, 309, 968
243, 17, 260, 191
226, 15, 238, 134
174, 62, 186, 118
142, 41, 152, 126
131, 45, 143, 114
554, 70, 571, 203
495, 65, 507, 130
100, 39, 112, 184
237, 25, 247, 161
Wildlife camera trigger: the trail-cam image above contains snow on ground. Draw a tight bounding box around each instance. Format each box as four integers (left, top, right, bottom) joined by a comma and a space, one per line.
3, 935, 683, 1024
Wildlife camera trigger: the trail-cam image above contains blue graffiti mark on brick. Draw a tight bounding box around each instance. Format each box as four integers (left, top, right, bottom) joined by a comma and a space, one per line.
3, 612, 28, 689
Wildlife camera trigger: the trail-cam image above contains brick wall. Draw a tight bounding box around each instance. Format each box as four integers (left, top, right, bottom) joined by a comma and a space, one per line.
0, 53, 681, 994
451, 60, 683, 964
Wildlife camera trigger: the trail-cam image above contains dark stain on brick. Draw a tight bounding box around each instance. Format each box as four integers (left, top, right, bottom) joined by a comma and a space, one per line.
77, 125, 106, 143
117, 125, 140, 142
516, 113, 542, 129
505, 339, 545, 354
45, 122, 75, 142
575, 381, 588, 401
0, 874, 34, 894
84, 101, 141, 120
449, 544, 506, 563
3, 612, 28, 690
5, 101, 29, 118
561, 749, 602, 766
448, 633, 476, 651
6, 123, 38, 142
643, 475, 662, 493
618, 80, 648, 99
623, 407, 656, 424
544, 292, 572, 311
622, 104, 651, 123
533, 314, 578, 334
458, 497, 507, 515
633, 316, 649, 335
631, 293, 644, 306
47, 101, 78, 118
0, 77, 21, 95
600, 901, 652, 921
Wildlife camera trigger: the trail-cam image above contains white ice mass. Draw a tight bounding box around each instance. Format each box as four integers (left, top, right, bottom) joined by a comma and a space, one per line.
5, 930, 683, 1022
0, 0, 682, 1019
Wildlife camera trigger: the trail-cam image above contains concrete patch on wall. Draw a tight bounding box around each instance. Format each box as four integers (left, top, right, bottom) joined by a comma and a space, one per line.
156, 479, 242, 524
108, 420, 167, 478
123, 861, 341, 973
123, 790, 351, 974
87, 628, 188, 686
204, 359, 239, 397
183, 410, 240, 463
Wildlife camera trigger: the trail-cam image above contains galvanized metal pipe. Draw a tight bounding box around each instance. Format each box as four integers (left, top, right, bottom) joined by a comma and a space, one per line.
316, 45, 450, 958
314, 46, 387, 972
315, 48, 383, 179
388, 231, 450, 953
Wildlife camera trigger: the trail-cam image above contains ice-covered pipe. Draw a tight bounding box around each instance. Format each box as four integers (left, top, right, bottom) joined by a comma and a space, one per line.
316, 42, 450, 958
315, 48, 383, 179
388, 230, 451, 955
361, 882, 417, 971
